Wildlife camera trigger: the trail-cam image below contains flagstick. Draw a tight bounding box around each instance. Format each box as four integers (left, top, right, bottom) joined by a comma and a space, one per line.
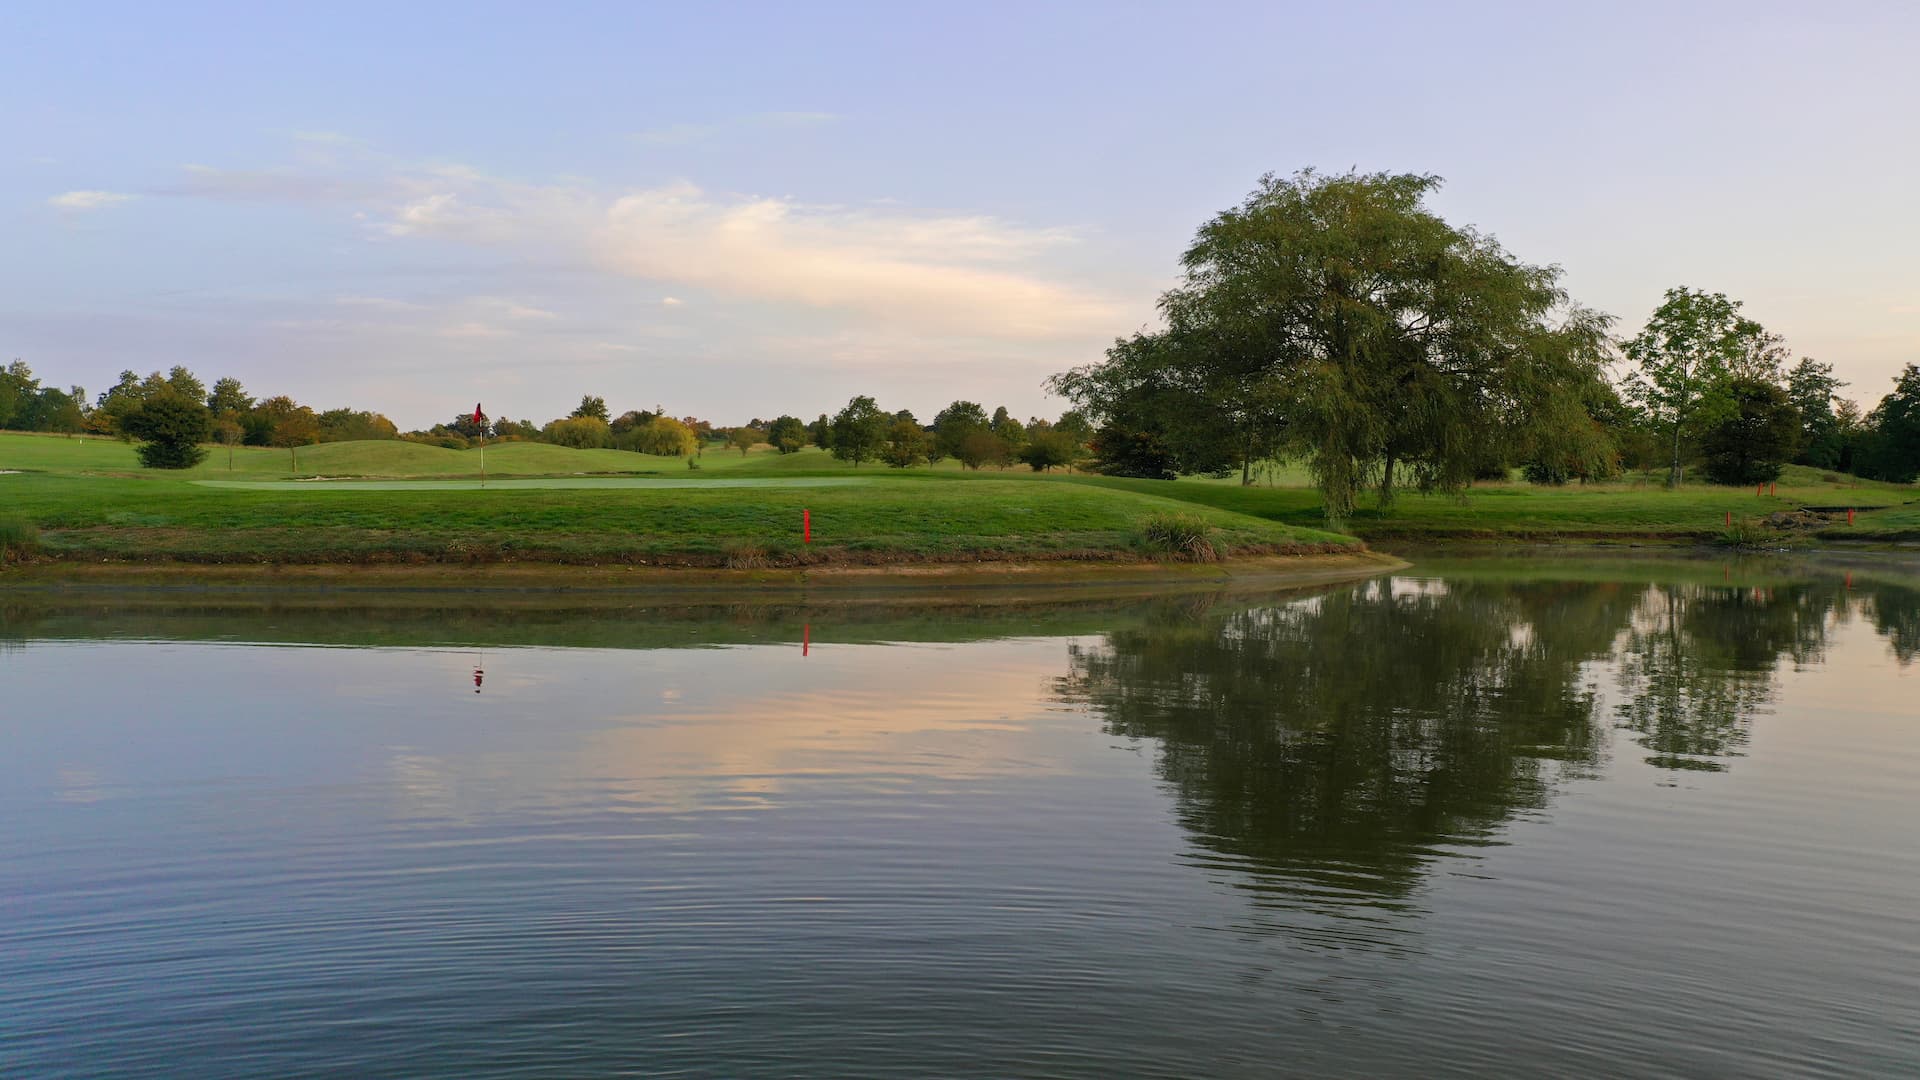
480, 432, 486, 488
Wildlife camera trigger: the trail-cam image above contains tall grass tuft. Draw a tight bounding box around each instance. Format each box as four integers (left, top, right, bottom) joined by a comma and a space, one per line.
1137, 512, 1219, 561
0, 516, 41, 561
1715, 515, 1782, 550
722, 540, 769, 569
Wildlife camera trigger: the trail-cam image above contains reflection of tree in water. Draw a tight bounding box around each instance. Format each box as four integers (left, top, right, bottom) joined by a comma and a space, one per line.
1059, 572, 1913, 940
1056, 579, 1643, 928
1863, 579, 1920, 666
1612, 581, 1847, 773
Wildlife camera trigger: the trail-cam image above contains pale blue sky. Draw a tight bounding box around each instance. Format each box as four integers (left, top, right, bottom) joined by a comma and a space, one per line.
6, 1, 1917, 427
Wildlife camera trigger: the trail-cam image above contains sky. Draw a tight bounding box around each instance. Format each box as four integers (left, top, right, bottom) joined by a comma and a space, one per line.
5, 1, 1918, 429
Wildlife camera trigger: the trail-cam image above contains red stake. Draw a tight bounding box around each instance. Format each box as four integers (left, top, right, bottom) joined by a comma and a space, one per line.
802, 623, 810, 657
803, 508, 811, 543
1770, 482, 1777, 496
1725, 511, 1732, 526
1848, 507, 1856, 525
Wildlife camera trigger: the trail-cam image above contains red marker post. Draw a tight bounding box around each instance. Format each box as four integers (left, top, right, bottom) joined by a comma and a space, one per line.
803, 508, 811, 544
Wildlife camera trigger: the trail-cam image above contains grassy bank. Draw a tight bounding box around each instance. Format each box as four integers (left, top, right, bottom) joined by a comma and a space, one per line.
0, 435, 1356, 567
4, 431, 1915, 568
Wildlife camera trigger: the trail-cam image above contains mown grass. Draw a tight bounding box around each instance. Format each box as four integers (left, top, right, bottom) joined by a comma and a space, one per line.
0, 469, 1354, 565
5, 430, 1914, 562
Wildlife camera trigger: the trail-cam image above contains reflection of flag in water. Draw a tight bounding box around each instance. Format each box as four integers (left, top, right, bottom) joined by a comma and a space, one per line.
473, 403, 483, 425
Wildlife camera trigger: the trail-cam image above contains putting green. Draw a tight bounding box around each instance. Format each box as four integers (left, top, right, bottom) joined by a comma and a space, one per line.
192, 477, 876, 492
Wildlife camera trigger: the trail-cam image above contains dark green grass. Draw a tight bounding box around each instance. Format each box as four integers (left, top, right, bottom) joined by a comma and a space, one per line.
0, 471, 1354, 564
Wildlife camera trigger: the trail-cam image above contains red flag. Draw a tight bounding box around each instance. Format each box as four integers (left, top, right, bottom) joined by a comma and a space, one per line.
472, 403, 483, 424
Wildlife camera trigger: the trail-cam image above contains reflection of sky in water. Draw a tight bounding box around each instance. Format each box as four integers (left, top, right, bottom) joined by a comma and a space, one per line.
2, 575, 1917, 1077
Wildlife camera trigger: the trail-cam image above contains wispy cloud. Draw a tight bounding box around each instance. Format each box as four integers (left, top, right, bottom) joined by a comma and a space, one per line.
368, 172, 1117, 340
49, 190, 135, 211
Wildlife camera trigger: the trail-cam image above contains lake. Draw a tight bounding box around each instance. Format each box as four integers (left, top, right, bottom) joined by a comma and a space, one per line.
4, 557, 1917, 1077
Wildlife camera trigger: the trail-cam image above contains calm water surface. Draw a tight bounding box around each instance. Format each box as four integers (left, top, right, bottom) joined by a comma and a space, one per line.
4, 560, 1918, 1077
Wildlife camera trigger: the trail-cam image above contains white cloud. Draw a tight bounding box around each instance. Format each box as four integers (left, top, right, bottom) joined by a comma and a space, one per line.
661, 296, 685, 307
364, 172, 1119, 341
49, 190, 134, 211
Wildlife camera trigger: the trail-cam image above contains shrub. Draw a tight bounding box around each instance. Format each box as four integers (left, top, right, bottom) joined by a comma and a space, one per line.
0, 517, 39, 561
1137, 512, 1218, 561
122, 393, 212, 469
1715, 516, 1782, 550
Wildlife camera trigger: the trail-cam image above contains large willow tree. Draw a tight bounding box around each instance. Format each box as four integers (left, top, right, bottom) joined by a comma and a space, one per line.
1053, 170, 1615, 523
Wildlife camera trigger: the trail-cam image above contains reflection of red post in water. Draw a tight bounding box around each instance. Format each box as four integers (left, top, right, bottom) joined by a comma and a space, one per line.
473, 666, 484, 693
802, 623, 810, 657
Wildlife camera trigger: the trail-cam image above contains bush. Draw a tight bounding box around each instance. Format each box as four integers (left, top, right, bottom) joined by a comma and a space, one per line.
0, 517, 39, 561
122, 393, 212, 469
1137, 512, 1218, 561
1522, 459, 1570, 486
1715, 516, 1783, 550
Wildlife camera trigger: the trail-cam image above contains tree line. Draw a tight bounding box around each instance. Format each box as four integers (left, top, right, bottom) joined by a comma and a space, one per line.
0, 362, 1096, 473
1050, 170, 1920, 522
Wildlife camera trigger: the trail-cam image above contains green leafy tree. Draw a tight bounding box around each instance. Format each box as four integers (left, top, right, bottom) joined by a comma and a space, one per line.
956, 429, 1011, 470
254, 396, 321, 447
1018, 428, 1083, 472
881, 418, 933, 467
543, 415, 614, 448
122, 393, 212, 469
92, 370, 146, 436
1859, 364, 1920, 483
21, 387, 87, 435
809, 413, 832, 449
726, 426, 765, 456
766, 415, 808, 453
610, 409, 657, 436
316, 408, 398, 442
1699, 378, 1801, 485
206, 377, 254, 417
1786, 358, 1847, 469
163, 366, 206, 405
1053, 170, 1613, 520
571, 395, 610, 423
932, 400, 991, 461
629, 415, 698, 456
0, 361, 41, 429
830, 395, 889, 467
1621, 288, 1783, 486
989, 406, 1027, 455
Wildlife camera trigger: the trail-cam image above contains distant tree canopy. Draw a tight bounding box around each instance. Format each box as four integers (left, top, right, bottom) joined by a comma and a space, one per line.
122, 393, 211, 469
726, 426, 765, 456
543, 415, 613, 449
626, 415, 698, 457
766, 415, 808, 453
830, 395, 889, 467
881, 418, 933, 468
1699, 378, 1800, 485
1052, 170, 1615, 522
1621, 287, 1785, 486
1859, 364, 1920, 483
571, 395, 610, 423
1787, 358, 1846, 470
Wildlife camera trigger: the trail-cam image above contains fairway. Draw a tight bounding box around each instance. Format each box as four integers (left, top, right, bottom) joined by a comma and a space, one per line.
193, 477, 876, 492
